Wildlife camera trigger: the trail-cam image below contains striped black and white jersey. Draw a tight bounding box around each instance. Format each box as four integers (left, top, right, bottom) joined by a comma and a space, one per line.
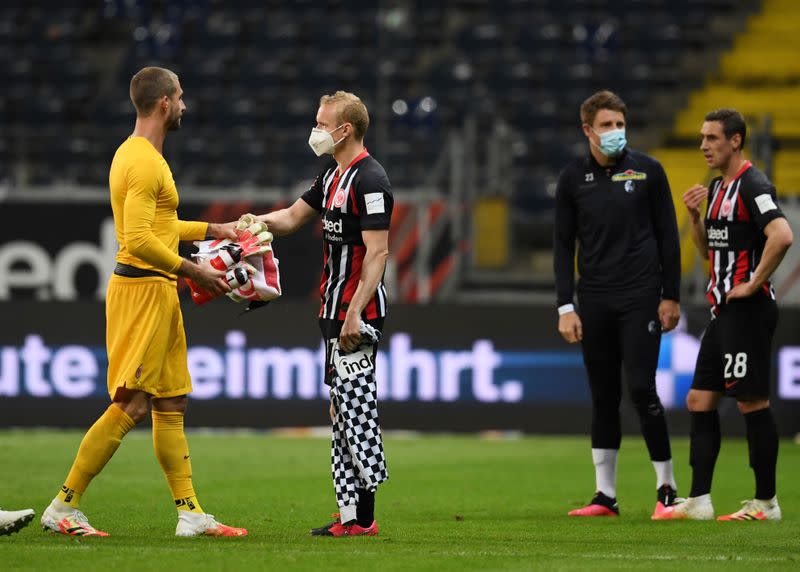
704, 161, 785, 314
301, 151, 393, 321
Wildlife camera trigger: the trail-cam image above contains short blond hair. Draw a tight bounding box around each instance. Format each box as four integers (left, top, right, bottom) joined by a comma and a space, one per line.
130, 67, 179, 116
320, 91, 369, 141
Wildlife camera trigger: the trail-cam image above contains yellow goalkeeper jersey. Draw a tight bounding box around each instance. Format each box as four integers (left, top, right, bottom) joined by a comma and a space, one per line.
108, 136, 207, 278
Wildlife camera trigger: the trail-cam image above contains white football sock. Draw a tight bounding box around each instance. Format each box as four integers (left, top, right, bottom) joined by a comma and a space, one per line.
592, 448, 618, 499
652, 459, 677, 490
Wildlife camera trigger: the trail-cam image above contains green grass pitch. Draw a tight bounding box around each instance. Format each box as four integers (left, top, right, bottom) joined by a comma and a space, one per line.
1, 430, 798, 570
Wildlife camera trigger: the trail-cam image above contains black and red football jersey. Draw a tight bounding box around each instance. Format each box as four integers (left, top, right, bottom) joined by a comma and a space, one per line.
704, 161, 785, 313
301, 151, 393, 320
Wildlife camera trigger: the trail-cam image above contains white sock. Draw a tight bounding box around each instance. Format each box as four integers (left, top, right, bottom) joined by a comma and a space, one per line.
339, 504, 357, 525
592, 448, 618, 499
689, 493, 711, 504
652, 459, 677, 490
50, 498, 71, 514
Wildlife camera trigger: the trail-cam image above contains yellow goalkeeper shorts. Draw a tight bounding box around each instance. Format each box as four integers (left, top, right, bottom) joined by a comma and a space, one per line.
105, 274, 192, 400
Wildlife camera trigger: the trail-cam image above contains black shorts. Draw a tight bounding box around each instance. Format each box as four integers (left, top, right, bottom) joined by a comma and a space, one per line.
319, 317, 384, 386
691, 296, 778, 399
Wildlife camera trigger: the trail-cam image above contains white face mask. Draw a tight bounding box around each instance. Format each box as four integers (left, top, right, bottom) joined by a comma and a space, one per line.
308, 124, 346, 157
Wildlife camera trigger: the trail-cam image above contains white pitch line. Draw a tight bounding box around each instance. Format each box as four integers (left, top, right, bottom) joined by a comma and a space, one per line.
575, 552, 797, 563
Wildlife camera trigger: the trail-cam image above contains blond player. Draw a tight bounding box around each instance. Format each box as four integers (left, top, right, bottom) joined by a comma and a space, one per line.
41, 67, 247, 537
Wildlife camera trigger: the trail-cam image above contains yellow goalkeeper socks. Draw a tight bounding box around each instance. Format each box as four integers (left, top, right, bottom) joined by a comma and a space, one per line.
152, 410, 204, 513
57, 404, 136, 508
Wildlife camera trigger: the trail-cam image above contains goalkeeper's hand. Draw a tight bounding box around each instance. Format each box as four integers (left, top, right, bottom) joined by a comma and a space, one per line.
236, 220, 273, 257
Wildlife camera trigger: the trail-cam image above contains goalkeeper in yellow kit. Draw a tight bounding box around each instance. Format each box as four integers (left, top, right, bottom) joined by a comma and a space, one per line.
41, 67, 249, 537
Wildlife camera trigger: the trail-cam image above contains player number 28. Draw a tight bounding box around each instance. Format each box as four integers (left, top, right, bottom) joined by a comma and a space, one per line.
723, 352, 748, 379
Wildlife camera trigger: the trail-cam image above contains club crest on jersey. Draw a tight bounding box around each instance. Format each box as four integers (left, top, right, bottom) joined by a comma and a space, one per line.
720, 199, 733, 217
624, 180, 635, 193
333, 188, 346, 209
611, 169, 647, 182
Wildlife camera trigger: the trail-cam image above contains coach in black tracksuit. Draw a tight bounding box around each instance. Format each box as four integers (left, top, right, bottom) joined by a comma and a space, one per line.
553, 91, 681, 517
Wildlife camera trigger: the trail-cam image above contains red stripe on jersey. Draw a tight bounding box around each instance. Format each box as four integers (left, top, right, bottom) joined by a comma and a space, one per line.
346, 151, 370, 216
710, 184, 726, 219
731, 160, 752, 182
325, 173, 342, 209
364, 296, 378, 320
732, 249, 750, 286
736, 192, 750, 222
706, 288, 717, 307
319, 246, 330, 300
338, 244, 365, 319
706, 250, 719, 307
349, 185, 360, 216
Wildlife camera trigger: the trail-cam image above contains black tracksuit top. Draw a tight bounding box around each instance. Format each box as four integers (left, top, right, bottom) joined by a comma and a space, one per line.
553, 148, 681, 308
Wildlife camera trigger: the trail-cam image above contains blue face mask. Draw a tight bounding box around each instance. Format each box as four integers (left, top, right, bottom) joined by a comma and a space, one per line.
592, 128, 627, 157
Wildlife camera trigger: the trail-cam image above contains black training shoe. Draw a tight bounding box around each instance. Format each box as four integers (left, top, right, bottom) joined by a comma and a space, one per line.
652, 485, 678, 518
657, 485, 678, 507
310, 513, 341, 536
568, 491, 620, 516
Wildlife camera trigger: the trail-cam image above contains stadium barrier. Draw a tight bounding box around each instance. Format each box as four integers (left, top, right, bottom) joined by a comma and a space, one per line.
1, 301, 799, 435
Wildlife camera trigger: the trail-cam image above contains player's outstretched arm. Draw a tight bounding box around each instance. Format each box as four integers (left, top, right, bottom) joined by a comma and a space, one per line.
254, 198, 318, 237
683, 184, 709, 259
207, 222, 238, 240
176, 220, 238, 242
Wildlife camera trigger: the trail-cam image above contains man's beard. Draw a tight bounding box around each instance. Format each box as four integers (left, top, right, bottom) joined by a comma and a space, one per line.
167, 113, 182, 131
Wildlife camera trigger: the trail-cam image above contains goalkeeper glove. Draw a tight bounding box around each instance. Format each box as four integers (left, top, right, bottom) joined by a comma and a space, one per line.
188, 263, 251, 305
236, 221, 273, 257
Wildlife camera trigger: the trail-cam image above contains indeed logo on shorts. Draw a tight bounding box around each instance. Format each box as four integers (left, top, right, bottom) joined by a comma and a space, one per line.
339, 354, 374, 376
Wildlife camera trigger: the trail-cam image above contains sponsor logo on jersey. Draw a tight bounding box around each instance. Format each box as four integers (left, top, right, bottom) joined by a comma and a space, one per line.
707, 225, 729, 248
624, 180, 635, 193
611, 169, 647, 182
707, 226, 728, 241
322, 217, 343, 235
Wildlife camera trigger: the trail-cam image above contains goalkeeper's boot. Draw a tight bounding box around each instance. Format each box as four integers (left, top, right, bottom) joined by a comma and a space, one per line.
651, 494, 714, 520
651, 484, 678, 519
717, 497, 781, 521
310, 513, 379, 537
41, 499, 109, 536
0, 508, 35, 536
568, 491, 619, 517
175, 511, 248, 537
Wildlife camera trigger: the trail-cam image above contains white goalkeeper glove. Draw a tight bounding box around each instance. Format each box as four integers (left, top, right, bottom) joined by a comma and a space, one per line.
235, 216, 273, 257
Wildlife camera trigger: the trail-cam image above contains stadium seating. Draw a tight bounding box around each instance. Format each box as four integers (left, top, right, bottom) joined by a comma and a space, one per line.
656, 0, 800, 277
0, 0, 757, 191
0, 0, 771, 284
